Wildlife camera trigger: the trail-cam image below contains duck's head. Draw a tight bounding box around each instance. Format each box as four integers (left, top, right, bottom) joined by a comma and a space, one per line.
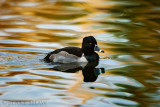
82, 36, 104, 55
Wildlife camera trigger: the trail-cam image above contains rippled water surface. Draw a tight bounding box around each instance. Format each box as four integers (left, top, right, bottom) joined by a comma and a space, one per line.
0, 0, 160, 107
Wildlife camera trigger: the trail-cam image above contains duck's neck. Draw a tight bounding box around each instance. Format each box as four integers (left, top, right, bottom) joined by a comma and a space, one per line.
82, 47, 94, 55
83, 50, 94, 55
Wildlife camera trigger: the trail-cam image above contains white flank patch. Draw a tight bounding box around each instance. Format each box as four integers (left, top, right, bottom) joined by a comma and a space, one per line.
50, 51, 87, 63
78, 53, 88, 62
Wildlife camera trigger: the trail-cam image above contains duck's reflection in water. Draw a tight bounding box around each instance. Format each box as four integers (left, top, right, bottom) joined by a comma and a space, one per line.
50, 61, 105, 82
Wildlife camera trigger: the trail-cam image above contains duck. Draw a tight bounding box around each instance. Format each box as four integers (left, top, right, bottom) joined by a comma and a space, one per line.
44, 36, 104, 63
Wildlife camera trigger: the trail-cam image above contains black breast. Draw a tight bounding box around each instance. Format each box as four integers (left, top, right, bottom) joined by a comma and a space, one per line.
85, 52, 99, 62
44, 47, 82, 62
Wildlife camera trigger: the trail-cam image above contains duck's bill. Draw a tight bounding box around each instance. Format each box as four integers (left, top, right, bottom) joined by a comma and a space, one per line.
94, 45, 104, 53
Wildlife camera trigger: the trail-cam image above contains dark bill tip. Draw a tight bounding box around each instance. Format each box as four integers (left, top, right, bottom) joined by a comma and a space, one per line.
99, 50, 104, 53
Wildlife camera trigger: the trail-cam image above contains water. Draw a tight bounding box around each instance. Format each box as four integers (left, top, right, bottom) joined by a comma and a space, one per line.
0, 0, 160, 107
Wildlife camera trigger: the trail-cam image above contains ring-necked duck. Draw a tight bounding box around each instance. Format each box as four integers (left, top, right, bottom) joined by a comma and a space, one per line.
44, 36, 104, 63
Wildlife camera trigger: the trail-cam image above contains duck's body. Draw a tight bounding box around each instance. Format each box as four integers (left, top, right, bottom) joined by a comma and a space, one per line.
44, 47, 87, 63
44, 36, 104, 63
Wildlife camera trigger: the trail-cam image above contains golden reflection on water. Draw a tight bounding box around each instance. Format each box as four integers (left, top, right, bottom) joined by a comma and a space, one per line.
0, 0, 160, 107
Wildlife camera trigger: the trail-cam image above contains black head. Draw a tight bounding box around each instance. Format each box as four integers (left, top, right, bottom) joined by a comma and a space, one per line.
82, 36, 104, 55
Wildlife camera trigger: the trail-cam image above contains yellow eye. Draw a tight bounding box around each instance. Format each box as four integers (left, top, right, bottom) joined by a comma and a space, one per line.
89, 43, 92, 45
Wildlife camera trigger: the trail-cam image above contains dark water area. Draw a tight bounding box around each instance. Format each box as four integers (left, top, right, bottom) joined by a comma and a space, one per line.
0, 0, 160, 107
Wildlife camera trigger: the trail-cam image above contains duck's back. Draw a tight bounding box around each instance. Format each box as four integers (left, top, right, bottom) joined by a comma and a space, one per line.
44, 47, 83, 63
